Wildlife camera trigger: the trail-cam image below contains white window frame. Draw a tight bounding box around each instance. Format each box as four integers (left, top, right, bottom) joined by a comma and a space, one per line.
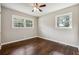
55, 12, 72, 29
12, 15, 34, 29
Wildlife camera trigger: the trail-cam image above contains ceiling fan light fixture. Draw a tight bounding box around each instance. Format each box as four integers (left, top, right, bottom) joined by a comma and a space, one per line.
33, 7, 39, 12
32, 3, 46, 12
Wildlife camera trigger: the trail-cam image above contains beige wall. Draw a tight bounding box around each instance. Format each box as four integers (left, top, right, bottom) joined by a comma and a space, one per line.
38, 4, 79, 47
1, 4, 79, 48
0, 4, 1, 49
1, 7, 38, 44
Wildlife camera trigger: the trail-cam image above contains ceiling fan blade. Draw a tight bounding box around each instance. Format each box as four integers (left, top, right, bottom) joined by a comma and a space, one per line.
36, 3, 38, 5
39, 4, 46, 7
32, 10, 34, 12
39, 9, 42, 12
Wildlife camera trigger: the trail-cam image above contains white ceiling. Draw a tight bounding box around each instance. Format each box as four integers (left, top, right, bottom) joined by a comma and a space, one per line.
2, 3, 78, 17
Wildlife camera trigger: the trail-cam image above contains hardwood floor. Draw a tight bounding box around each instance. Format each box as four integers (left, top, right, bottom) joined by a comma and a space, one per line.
0, 49, 1, 55
1, 37, 79, 55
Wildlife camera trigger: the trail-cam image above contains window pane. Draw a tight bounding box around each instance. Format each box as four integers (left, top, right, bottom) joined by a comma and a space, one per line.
13, 18, 24, 27
26, 20, 32, 27
57, 15, 70, 27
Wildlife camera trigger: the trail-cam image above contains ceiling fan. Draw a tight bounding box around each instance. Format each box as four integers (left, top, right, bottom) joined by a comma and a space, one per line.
32, 3, 46, 12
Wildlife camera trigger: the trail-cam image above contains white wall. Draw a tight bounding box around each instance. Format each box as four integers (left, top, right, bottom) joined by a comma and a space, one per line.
1, 7, 38, 44
38, 4, 79, 48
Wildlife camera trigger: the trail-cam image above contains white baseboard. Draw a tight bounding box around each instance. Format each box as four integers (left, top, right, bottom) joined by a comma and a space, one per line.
1, 36, 38, 45
38, 36, 79, 49
1, 36, 79, 50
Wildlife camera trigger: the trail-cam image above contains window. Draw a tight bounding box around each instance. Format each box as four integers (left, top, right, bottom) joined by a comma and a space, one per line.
12, 15, 34, 28
13, 18, 24, 27
25, 20, 33, 27
55, 12, 72, 29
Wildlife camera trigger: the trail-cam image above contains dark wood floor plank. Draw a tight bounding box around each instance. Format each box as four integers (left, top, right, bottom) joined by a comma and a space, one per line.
1, 37, 79, 55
